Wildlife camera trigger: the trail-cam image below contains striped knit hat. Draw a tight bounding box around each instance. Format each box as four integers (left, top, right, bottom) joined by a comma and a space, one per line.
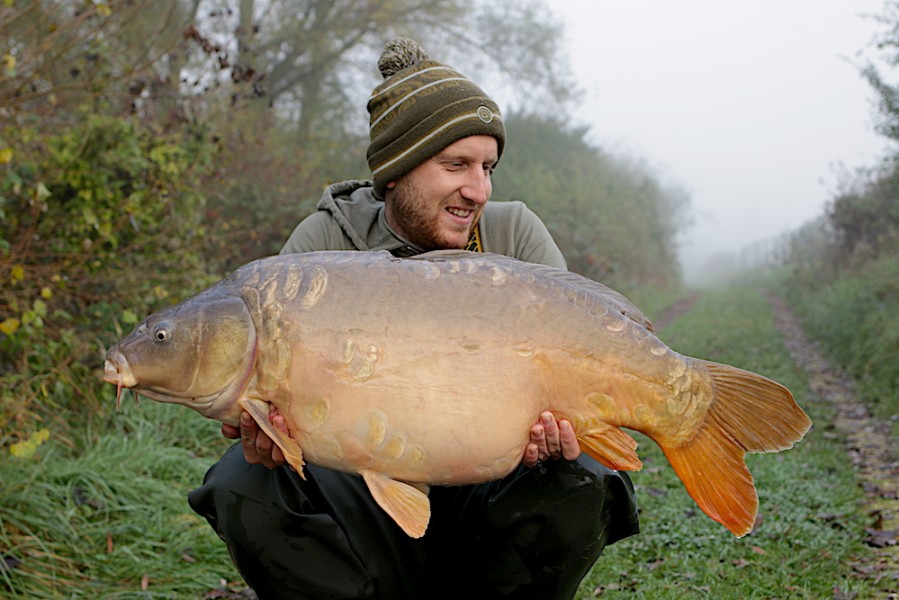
366, 39, 506, 199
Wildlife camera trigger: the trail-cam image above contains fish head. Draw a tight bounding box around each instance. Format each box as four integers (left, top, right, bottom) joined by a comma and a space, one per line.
103, 293, 257, 425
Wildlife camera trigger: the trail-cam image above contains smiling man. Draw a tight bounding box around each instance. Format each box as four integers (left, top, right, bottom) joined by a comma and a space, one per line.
189, 39, 639, 600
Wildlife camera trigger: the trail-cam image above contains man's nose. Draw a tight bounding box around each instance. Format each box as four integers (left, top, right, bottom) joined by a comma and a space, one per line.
461, 169, 491, 205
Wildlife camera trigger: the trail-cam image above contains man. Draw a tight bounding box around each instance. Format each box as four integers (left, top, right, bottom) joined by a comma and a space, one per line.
189, 39, 639, 600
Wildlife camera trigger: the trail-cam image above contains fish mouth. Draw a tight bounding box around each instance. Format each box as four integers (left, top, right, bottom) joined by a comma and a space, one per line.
103, 353, 137, 409
102, 353, 220, 412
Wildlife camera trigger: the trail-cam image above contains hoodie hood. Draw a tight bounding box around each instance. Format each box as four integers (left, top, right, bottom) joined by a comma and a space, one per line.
315, 180, 425, 256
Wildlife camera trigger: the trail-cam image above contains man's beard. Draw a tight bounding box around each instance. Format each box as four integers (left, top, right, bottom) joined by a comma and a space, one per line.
389, 178, 474, 250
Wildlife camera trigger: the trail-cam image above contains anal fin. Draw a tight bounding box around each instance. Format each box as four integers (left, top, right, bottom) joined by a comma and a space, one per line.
578, 423, 643, 471
238, 398, 306, 479
360, 469, 431, 538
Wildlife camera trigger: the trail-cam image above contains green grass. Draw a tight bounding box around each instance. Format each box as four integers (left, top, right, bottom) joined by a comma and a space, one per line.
783, 254, 899, 440
576, 285, 878, 599
0, 401, 241, 598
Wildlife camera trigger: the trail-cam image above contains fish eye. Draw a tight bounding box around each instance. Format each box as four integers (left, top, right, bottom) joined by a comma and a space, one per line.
152, 322, 172, 343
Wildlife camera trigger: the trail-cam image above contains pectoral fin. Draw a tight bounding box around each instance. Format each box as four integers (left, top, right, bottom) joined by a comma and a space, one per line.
360, 469, 431, 538
578, 424, 643, 471
238, 398, 306, 479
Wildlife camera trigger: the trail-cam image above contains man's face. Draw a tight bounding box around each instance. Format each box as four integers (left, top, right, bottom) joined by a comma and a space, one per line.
384, 135, 498, 250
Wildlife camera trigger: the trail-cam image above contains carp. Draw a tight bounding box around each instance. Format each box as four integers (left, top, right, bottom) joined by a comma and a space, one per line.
103, 250, 811, 538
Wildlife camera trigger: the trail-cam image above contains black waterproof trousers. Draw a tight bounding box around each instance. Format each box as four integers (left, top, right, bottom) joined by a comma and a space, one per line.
189, 444, 639, 600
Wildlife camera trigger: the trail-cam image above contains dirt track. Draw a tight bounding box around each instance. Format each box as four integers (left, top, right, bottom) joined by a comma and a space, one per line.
766, 292, 899, 597
654, 290, 898, 595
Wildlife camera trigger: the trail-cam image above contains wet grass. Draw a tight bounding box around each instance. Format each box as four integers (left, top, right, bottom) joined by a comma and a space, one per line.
576, 285, 879, 599
0, 402, 242, 598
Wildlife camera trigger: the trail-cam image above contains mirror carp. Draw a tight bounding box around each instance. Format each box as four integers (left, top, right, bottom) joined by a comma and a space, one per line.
103, 250, 812, 538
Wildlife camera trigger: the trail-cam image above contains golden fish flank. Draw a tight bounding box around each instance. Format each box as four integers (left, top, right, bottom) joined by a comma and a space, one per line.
102, 249, 812, 540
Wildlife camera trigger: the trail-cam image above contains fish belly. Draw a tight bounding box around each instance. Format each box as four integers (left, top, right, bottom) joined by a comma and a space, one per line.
280, 339, 547, 485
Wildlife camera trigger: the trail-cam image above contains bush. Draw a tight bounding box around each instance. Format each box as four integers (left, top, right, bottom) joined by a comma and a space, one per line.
1, 113, 219, 450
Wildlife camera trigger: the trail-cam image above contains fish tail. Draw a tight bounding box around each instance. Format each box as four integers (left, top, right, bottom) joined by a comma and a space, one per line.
659, 361, 811, 537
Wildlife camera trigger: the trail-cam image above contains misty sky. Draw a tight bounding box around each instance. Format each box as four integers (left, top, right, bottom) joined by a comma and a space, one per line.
544, 0, 894, 279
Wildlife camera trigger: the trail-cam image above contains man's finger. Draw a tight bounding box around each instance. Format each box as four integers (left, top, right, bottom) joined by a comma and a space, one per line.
271, 412, 290, 434
541, 411, 561, 457
559, 419, 581, 461
530, 423, 548, 461
523, 442, 540, 467
221, 422, 240, 439
239, 411, 262, 464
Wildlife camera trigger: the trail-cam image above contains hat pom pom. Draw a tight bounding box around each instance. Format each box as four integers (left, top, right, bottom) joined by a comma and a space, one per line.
378, 38, 429, 79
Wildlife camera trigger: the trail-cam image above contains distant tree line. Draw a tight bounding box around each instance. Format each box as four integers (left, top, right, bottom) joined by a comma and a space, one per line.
784, 0, 899, 284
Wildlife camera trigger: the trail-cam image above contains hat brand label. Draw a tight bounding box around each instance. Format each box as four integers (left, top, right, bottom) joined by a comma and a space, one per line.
477, 106, 494, 123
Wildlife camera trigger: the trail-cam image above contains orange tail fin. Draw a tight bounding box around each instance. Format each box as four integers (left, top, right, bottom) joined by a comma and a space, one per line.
660, 361, 812, 537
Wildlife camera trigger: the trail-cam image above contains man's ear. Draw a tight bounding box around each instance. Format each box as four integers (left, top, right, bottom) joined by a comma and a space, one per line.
386, 181, 397, 190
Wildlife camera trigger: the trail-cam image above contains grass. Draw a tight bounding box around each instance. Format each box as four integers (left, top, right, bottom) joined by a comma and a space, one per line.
783, 254, 899, 440
576, 285, 879, 599
0, 401, 241, 598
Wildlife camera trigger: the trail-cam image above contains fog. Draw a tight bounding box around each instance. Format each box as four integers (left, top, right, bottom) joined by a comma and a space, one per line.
545, 0, 893, 282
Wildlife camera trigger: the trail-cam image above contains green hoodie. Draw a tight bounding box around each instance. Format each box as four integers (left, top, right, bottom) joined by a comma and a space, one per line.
280, 180, 567, 270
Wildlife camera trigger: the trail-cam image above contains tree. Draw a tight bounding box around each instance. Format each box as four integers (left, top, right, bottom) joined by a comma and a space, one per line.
493, 113, 690, 291
178, 0, 577, 147
860, 0, 899, 141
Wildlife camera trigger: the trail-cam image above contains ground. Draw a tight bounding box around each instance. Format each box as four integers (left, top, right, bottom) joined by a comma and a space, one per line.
766, 292, 899, 596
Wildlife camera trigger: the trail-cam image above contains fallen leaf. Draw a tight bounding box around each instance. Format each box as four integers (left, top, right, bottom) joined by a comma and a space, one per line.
864, 528, 898, 548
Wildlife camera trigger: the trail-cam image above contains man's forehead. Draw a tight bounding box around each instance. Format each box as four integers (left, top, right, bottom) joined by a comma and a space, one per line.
435, 136, 498, 161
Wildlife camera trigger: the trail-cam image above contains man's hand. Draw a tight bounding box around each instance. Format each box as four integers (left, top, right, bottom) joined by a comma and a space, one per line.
221, 405, 291, 469
523, 411, 580, 467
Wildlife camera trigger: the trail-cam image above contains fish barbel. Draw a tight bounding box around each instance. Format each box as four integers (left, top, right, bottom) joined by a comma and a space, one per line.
103, 250, 811, 538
